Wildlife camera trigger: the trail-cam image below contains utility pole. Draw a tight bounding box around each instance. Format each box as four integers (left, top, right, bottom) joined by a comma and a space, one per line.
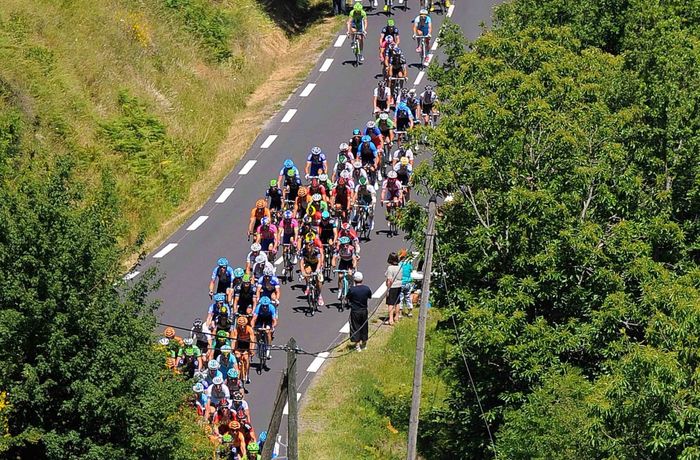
287, 337, 299, 460
407, 196, 437, 460
261, 369, 288, 460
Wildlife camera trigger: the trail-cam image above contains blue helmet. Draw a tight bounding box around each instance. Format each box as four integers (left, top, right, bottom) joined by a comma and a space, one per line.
233, 267, 244, 278
339, 236, 351, 245
213, 293, 226, 303
321, 211, 330, 219
259, 296, 271, 306
284, 159, 294, 169
394, 47, 402, 55
361, 135, 371, 143
217, 257, 229, 267
283, 210, 293, 219
353, 128, 361, 136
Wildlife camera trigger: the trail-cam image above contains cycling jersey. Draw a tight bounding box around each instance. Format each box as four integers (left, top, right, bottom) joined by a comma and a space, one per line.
233, 325, 253, 351
355, 185, 376, 205
350, 135, 363, 156
349, 10, 367, 30
211, 266, 234, 293
373, 86, 391, 102
306, 153, 327, 177
420, 90, 437, 107
332, 185, 352, 210
253, 302, 278, 320
302, 247, 322, 265
338, 227, 359, 242
394, 163, 412, 186
359, 142, 377, 165
376, 118, 395, 132
395, 102, 414, 120
252, 261, 274, 280
279, 218, 298, 244
414, 15, 432, 34
390, 53, 406, 69
382, 178, 403, 199
308, 183, 327, 198
338, 244, 355, 261
257, 275, 280, 297
177, 345, 202, 358
217, 352, 238, 377
279, 165, 300, 180
381, 25, 399, 39
234, 284, 256, 312
306, 200, 329, 220
256, 223, 278, 244
392, 147, 414, 163
266, 186, 283, 210
250, 207, 271, 226
319, 219, 337, 243
191, 325, 209, 347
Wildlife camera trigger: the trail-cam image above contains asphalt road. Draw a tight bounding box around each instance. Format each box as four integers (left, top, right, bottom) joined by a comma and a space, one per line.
131, 0, 498, 456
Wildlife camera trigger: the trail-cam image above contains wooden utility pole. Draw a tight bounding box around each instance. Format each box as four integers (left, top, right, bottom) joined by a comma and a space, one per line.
261, 369, 288, 460
287, 337, 299, 460
406, 196, 438, 460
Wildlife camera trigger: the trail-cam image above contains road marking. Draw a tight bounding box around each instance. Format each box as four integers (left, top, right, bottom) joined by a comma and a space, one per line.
281, 109, 297, 123
153, 243, 178, 259
306, 352, 330, 372
215, 187, 234, 203
186, 215, 208, 231
340, 322, 350, 334
447, 4, 455, 17
431, 38, 440, 51
261, 134, 277, 149
320, 58, 334, 72
300, 83, 316, 97
124, 271, 140, 281
426, 53, 434, 65
372, 283, 388, 299
274, 256, 283, 265
238, 160, 257, 175
334, 35, 347, 47
414, 71, 425, 86
283, 392, 302, 415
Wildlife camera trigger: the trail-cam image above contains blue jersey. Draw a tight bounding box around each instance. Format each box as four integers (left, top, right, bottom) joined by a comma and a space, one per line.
358, 141, 378, 163
395, 102, 414, 120
208, 301, 232, 315
253, 303, 278, 320
364, 127, 382, 138
279, 165, 300, 180
211, 265, 234, 281
217, 353, 238, 376
257, 275, 280, 297
414, 15, 432, 34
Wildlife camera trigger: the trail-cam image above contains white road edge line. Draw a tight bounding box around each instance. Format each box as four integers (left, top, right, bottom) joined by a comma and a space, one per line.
153, 243, 178, 259
274, 256, 283, 265
239, 160, 257, 175
261, 134, 277, 149
426, 53, 434, 65
124, 271, 140, 281
334, 35, 347, 47
320, 58, 334, 72
431, 38, 440, 51
283, 392, 302, 415
306, 352, 330, 373
372, 283, 388, 299
281, 109, 297, 123
447, 4, 455, 17
339, 322, 350, 334
186, 215, 208, 231
414, 71, 425, 86
215, 187, 234, 203
300, 83, 316, 97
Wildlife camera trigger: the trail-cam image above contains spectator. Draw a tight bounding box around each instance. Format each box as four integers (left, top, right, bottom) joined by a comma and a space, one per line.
333, 0, 346, 15
398, 248, 414, 317
347, 271, 372, 351
384, 251, 402, 325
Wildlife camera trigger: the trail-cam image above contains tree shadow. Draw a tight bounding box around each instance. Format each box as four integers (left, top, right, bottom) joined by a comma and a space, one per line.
254, 0, 331, 35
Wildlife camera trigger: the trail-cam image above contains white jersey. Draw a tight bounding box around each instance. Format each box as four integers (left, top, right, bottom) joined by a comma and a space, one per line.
373, 86, 391, 101
392, 147, 414, 163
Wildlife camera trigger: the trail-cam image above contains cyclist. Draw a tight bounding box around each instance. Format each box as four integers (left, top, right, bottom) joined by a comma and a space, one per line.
245, 441, 261, 460
251, 295, 277, 360
205, 376, 230, 421
373, 80, 392, 114
277, 158, 300, 186
300, 233, 325, 306
248, 199, 271, 239
319, 172, 334, 194
419, 84, 438, 125
233, 274, 257, 317
283, 167, 303, 204
305, 146, 328, 179
216, 344, 239, 381
387, 46, 408, 82
203, 359, 224, 388
255, 266, 281, 304
307, 176, 327, 200
392, 136, 415, 167
338, 221, 361, 255
381, 169, 404, 213
266, 179, 284, 219
255, 216, 278, 259
206, 293, 229, 332
394, 156, 413, 189
353, 175, 377, 231
245, 243, 262, 275
394, 99, 415, 132
209, 257, 234, 301
376, 111, 395, 146
331, 177, 354, 219
306, 193, 329, 222
405, 88, 421, 120
212, 328, 233, 360
294, 186, 309, 220
232, 267, 245, 291
251, 253, 274, 282
334, 235, 358, 297
192, 382, 208, 417
333, 152, 353, 184
231, 391, 256, 444
231, 316, 255, 385
347, 3, 368, 62
191, 318, 212, 357
351, 159, 369, 186
318, 210, 338, 270
177, 337, 203, 378
365, 120, 384, 152
349, 128, 363, 157
226, 368, 245, 395
380, 17, 400, 46
278, 209, 299, 261
413, 9, 433, 64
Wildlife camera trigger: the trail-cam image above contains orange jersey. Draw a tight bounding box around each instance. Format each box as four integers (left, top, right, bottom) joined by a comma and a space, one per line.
250, 207, 271, 221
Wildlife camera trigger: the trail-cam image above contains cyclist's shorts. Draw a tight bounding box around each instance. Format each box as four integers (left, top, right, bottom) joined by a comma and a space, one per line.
310, 164, 324, 177
380, 128, 391, 137
397, 118, 410, 131
260, 238, 275, 250
258, 318, 273, 329
236, 340, 250, 352
282, 234, 294, 245
338, 258, 354, 271
377, 99, 388, 111
421, 103, 434, 114
304, 261, 319, 272
351, 21, 365, 32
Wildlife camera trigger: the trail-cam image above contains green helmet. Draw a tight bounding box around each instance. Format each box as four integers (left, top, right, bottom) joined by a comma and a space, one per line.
216, 330, 228, 339
222, 433, 233, 443
387, 18, 395, 26
270, 179, 277, 187
247, 441, 260, 453
353, 2, 363, 11
359, 176, 367, 185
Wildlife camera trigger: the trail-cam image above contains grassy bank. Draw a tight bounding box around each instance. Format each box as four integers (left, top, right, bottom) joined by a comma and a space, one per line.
0, 0, 336, 247
299, 309, 448, 459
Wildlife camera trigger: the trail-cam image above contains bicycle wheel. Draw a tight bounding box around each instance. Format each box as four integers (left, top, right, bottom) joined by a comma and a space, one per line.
307, 285, 316, 315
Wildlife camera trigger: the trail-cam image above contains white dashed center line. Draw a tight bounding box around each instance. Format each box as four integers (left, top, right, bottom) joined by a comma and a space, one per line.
238, 160, 257, 175
320, 58, 334, 72
300, 83, 316, 97
186, 215, 208, 231
215, 188, 234, 203
281, 109, 297, 123
334, 35, 347, 47
261, 135, 277, 149
153, 243, 178, 259
306, 352, 330, 372
414, 71, 426, 86
274, 256, 283, 265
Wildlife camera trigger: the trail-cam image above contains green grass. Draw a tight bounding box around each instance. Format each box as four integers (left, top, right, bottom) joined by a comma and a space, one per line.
299, 310, 448, 460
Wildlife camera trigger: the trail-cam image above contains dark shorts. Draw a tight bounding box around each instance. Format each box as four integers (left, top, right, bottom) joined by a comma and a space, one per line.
282, 233, 295, 245
386, 286, 401, 305
338, 258, 354, 271
257, 317, 273, 329
260, 238, 275, 250
396, 118, 410, 131
236, 341, 250, 352
377, 99, 388, 111
304, 260, 319, 272
421, 103, 434, 114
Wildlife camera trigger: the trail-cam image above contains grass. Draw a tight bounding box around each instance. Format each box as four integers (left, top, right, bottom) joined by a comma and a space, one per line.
0, 0, 337, 247
299, 307, 448, 460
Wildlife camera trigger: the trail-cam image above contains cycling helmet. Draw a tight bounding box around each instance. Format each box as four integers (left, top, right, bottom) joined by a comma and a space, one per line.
193, 382, 205, 393
217, 257, 229, 267
218, 399, 230, 408
261, 216, 270, 226
213, 293, 226, 303
221, 344, 232, 353
341, 221, 351, 230
298, 186, 308, 197
183, 337, 194, 346
263, 266, 274, 277
259, 296, 271, 306
353, 128, 361, 136
378, 80, 386, 88
321, 210, 331, 219
255, 254, 267, 264
287, 168, 296, 177
184, 347, 195, 357
388, 170, 398, 179
353, 160, 363, 168
367, 120, 376, 129
158, 337, 169, 346
248, 442, 260, 453
340, 170, 351, 179
361, 135, 371, 143
270, 179, 278, 187
387, 18, 395, 26
208, 359, 220, 370
251, 242, 262, 252
229, 421, 241, 431
312, 193, 322, 202
401, 88, 409, 96
305, 233, 316, 243
255, 199, 266, 209
401, 156, 409, 165
233, 267, 244, 278
409, 88, 416, 95
216, 330, 228, 339
212, 375, 224, 385
339, 236, 351, 245
242, 274, 251, 283
237, 316, 247, 326
386, 35, 394, 44
339, 142, 349, 151
319, 173, 329, 182
283, 210, 293, 219
227, 368, 239, 379
379, 112, 389, 120
425, 85, 433, 92
419, 8, 428, 14
310, 146, 322, 156
232, 391, 244, 402
284, 159, 294, 169
164, 327, 175, 338
338, 177, 346, 186
218, 304, 228, 315
193, 318, 203, 329
222, 433, 233, 443
359, 176, 368, 185
394, 47, 403, 55
303, 215, 313, 224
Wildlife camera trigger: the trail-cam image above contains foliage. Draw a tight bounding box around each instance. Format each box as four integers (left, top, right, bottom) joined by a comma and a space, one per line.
164, 0, 235, 62
408, 3, 700, 458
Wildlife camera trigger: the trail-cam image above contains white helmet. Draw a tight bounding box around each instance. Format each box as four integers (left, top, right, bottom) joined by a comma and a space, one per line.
387, 170, 398, 179
366, 121, 376, 129
263, 266, 274, 277
319, 173, 329, 182
379, 112, 389, 120
312, 193, 322, 201
250, 242, 261, 252
339, 142, 349, 151
353, 160, 363, 168
340, 170, 351, 179
255, 254, 268, 264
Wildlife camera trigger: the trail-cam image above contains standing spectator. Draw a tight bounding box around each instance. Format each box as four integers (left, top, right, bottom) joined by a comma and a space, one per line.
398, 248, 414, 317
384, 251, 402, 324
347, 271, 372, 351
333, 0, 346, 15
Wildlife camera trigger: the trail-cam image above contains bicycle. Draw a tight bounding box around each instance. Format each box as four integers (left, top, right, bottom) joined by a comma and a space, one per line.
388, 76, 406, 106
334, 269, 351, 310
350, 31, 366, 66
323, 244, 334, 281
254, 327, 272, 373
355, 204, 372, 240
383, 200, 400, 236
281, 243, 295, 283
382, 138, 394, 176
413, 34, 431, 69
305, 271, 321, 314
